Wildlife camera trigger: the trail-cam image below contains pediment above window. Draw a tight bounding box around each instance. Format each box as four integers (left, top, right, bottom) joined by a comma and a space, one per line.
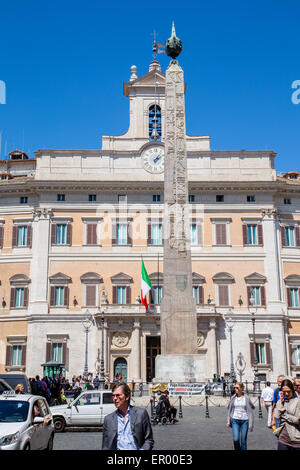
192, 273, 206, 285
49, 272, 72, 284
9, 274, 31, 286
111, 272, 133, 285
80, 272, 103, 284
284, 274, 300, 286
149, 272, 164, 284
212, 272, 235, 283
244, 272, 267, 284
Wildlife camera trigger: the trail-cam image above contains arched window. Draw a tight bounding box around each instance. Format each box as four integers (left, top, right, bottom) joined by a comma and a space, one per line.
149, 104, 161, 141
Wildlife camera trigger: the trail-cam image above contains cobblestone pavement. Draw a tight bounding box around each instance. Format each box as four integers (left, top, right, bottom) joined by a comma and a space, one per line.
53, 405, 278, 450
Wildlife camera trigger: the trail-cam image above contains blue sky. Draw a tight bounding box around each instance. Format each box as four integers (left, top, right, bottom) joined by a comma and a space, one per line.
0, 0, 300, 173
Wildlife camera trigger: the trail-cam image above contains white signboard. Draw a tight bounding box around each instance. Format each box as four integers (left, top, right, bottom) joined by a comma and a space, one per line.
168, 382, 206, 396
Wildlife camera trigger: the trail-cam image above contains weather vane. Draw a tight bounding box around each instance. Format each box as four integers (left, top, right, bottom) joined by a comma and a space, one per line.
151, 30, 165, 60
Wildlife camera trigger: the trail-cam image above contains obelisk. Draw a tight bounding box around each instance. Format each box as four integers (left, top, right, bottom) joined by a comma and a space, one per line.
155, 23, 204, 382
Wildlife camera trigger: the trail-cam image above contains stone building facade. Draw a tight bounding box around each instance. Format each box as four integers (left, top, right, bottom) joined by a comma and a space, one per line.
0, 59, 299, 383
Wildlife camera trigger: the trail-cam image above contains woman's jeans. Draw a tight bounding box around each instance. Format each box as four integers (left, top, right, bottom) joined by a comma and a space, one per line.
231, 419, 249, 450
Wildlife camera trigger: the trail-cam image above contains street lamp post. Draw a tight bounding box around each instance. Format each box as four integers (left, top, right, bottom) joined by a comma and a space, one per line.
98, 311, 106, 390
249, 294, 261, 395
224, 309, 236, 386
81, 309, 94, 377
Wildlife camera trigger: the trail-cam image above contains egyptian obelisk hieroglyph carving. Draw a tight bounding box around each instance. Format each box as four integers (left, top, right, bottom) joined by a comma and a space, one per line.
155, 24, 203, 381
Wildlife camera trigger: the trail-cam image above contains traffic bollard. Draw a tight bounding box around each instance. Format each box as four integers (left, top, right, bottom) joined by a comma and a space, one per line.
205, 395, 210, 418
179, 395, 183, 418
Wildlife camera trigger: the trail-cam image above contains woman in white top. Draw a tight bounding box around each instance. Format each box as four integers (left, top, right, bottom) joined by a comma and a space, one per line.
227, 382, 255, 450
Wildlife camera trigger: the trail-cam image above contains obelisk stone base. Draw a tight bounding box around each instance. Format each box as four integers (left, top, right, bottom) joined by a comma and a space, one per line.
154, 354, 206, 382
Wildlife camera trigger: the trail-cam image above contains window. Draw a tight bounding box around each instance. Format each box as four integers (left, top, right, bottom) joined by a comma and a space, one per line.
55, 287, 65, 306
153, 195, 161, 202
117, 224, 128, 245
152, 286, 162, 304
243, 223, 263, 246
247, 283, 266, 307
118, 195, 127, 204
12, 345, 22, 366
57, 194, 65, 201
193, 286, 204, 305
51, 343, 62, 362
189, 195, 195, 203
17, 226, 28, 246
15, 288, 25, 307
250, 286, 261, 306
218, 285, 229, 306
86, 223, 98, 245
89, 194, 97, 202
285, 227, 295, 247
190, 224, 197, 245
247, 195, 255, 203
287, 288, 299, 307
56, 224, 67, 244
85, 285, 96, 306
151, 224, 162, 245
216, 195, 224, 202
215, 223, 227, 245
284, 198, 292, 205
20, 197, 28, 204
292, 345, 300, 365
117, 286, 126, 304
247, 225, 257, 245
256, 343, 266, 364
149, 104, 162, 141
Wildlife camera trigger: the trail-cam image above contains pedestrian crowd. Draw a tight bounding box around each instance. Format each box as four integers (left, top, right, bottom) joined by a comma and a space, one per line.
226, 374, 300, 451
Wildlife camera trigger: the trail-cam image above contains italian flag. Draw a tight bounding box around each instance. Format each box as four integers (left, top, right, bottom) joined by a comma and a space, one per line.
141, 260, 152, 311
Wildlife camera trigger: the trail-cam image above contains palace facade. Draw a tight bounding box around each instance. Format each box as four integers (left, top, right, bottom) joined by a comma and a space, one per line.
0, 59, 300, 383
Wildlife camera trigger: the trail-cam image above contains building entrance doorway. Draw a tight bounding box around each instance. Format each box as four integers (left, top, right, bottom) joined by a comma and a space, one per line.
146, 336, 161, 383
114, 357, 127, 382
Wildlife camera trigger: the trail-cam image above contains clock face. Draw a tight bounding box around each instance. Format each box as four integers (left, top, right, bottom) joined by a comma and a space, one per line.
142, 146, 164, 173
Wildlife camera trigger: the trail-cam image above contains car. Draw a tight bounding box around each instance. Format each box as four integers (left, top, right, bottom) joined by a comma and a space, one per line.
0, 391, 54, 450
0, 379, 13, 394
50, 389, 134, 432
0, 374, 31, 394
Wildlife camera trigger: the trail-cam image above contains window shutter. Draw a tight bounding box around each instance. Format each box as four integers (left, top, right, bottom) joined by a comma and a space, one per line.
5, 345, 12, 366
21, 345, 27, 367
46, 342, 52, 362
216, 224, 226, 245
0, 225, 3, 248
12, 225, 18, 247
265, 342, 271, 365
91, 224, 97, 245
250, 342, 255, 366
86, 224, 92, 245
281, 226, 286, 247
289, 344, 294, 365
257, 224, 263, 246
86, 285, 96, 306
66, 224, 72, 246
242, 225, 248, 245
27, 225, 32, 248
51, 224, 56, 245
247, 286, 252, 306
62, 342, 67, 365
147, 224, 152, 245
112, 224, 117, 245
260, 286, 266, 306
64, 287, 69, 307
112, 286, 117, 304
10, 288, 16, 308
219, 285, 229, 306
50, 286, 55, 306
127, 223, 132, 246
126, 286, 131, 305
287, 288, 292, 307
296, 227, 300, 247
198, 285, 204, 305
23, 287, 29, 308
197, 224, 203, 245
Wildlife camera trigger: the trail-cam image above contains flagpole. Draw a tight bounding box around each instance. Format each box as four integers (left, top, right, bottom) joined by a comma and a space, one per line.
157, 252, 160, 304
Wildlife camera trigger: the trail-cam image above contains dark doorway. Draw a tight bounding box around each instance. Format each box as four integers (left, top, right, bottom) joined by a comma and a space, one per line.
146, 336, 161, 383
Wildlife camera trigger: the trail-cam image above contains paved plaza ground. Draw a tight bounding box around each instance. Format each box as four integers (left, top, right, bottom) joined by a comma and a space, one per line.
53, 404, 278, 451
